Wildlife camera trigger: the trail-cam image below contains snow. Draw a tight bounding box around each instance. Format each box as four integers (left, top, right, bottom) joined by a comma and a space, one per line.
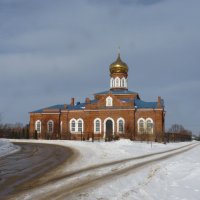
9, 139, 194, 171
141, 145, 200, 200
9, 139, 200, 200
0, 139, 20, 158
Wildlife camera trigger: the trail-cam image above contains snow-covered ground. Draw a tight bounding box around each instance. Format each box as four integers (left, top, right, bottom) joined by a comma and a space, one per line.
69, 141, 200, 200
9, 139, 200, 200
10, 139, 196, 171
0, 139, 20, 158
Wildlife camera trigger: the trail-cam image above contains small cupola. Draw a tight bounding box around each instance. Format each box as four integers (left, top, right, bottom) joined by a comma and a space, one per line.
109, 53, 129, 75
109, 51, 129, 90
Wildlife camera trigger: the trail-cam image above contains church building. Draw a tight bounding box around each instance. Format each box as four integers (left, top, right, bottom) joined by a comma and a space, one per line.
29, 53, 165, 142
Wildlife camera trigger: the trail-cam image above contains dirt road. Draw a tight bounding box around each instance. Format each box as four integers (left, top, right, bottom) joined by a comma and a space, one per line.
0, 142, 73, 200
10, 142, 199, 200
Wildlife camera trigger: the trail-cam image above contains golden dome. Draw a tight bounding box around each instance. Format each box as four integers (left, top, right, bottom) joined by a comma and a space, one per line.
109, 53, 129, 74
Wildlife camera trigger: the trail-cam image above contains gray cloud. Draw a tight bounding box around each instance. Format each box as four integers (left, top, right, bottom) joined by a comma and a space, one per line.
0, 0, 200, 133
88, 0, 165, 6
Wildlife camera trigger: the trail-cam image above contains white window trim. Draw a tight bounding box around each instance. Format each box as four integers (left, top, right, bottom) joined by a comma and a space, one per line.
112, 78, 115, 88
77, 118, 84, 133
146, 118, 153, 123
69, 118, 84, 133
117, 117, 125, 133
103, 117, 115, 138
35, 120, 41, 133
125, 78, 128, 88
115, 77, 120, 87
69, 118, 76, 133
121, 77, 125, 88
47, 120, 54, 134
137, 118, 154, 134
110, 78, 114, 88
106, 96, 113, 107
146, 118, 154, 134
137, 118, 145, 134
94, 118, 101, 134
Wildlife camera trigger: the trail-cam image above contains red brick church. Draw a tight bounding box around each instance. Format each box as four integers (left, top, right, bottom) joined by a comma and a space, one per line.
29, 53, 165, 141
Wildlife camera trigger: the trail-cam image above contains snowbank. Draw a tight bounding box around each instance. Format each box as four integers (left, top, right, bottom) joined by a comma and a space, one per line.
9, 139, 199, 200
0, 139, 20, 158
85, 142, 200, 200
10, 139, 195, 172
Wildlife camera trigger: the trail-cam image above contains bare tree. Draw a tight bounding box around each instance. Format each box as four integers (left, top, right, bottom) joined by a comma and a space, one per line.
168, 124, 185, 133
167, 124, 192, 142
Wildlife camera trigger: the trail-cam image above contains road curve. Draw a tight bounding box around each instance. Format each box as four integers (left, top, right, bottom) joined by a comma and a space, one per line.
13, 142, 198, 200
0, 142, 73, 200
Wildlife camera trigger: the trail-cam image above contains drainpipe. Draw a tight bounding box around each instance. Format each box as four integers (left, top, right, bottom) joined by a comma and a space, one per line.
58, 108, 61, 139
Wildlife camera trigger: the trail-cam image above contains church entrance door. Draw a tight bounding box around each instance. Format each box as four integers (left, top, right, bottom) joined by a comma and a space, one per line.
106, 120, 113, 140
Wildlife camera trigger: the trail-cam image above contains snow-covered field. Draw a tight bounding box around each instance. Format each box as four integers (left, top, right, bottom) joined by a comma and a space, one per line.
9, 139, 196, 171
8, 139, 200, 200
0, 139, 20, 158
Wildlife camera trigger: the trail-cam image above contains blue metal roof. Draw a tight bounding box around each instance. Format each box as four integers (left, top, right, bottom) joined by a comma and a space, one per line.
95, 89, 138, 95
120, 98, 134, 102
31, 108, 43, 113
31, 97, 163, 113
31, 104, 64, 113
31, 99, 99, 113
134, 99, 158, 109
68, 102, 86, 110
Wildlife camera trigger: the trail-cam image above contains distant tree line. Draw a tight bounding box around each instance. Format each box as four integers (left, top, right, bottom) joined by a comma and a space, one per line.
165, 124, 192, 142
0, 122, 29, 139
192, 132, 200, 141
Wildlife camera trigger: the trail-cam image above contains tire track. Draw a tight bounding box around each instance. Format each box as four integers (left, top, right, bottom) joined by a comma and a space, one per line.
0, 143, 73, 200
12, 142, 199, 200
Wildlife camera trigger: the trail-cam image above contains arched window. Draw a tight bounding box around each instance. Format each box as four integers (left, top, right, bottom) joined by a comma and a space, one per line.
35, 120, 41, 133
112, 79, 115, 87
117, 118, 125, 133
138, 118, 145, 134
77, 119, 83, 132
121, 78, 125, 87
69, 118, 84, 133
104, 117, 115, 138
94, 118, 101, 133
47, 120, 54, 133
110, 78, 114, 88
70, 119, 76, 132
106, 96, 113, 107
115, 77, 120, 87
146, 118, 153, 134
125, 78, 128, 88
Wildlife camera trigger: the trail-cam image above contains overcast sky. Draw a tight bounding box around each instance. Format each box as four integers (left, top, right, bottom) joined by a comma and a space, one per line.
0, 0, 199, 133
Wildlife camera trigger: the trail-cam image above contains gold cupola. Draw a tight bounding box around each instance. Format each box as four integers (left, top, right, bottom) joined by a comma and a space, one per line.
109, 53, 129, 75
109, 51, 129, 90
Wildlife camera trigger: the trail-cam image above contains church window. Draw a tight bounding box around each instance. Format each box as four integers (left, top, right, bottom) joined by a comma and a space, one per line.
35, 120, 41, 133
47, 120, 54, 133
138, 118, 145, 134
70, 118, 84, 133
106, 96, 113, 107
77, 119, 83, 132
110, 78, 114, 88
70, 119, 76, 132
117, 118, 125, 133
125, 78, 128, 87
121, 78, 125, 87
112, 79, 115, 87
96, 120, 100, 132
146, 118, 153, 134
94, 118, 101, 133
115, 77, 120, 87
